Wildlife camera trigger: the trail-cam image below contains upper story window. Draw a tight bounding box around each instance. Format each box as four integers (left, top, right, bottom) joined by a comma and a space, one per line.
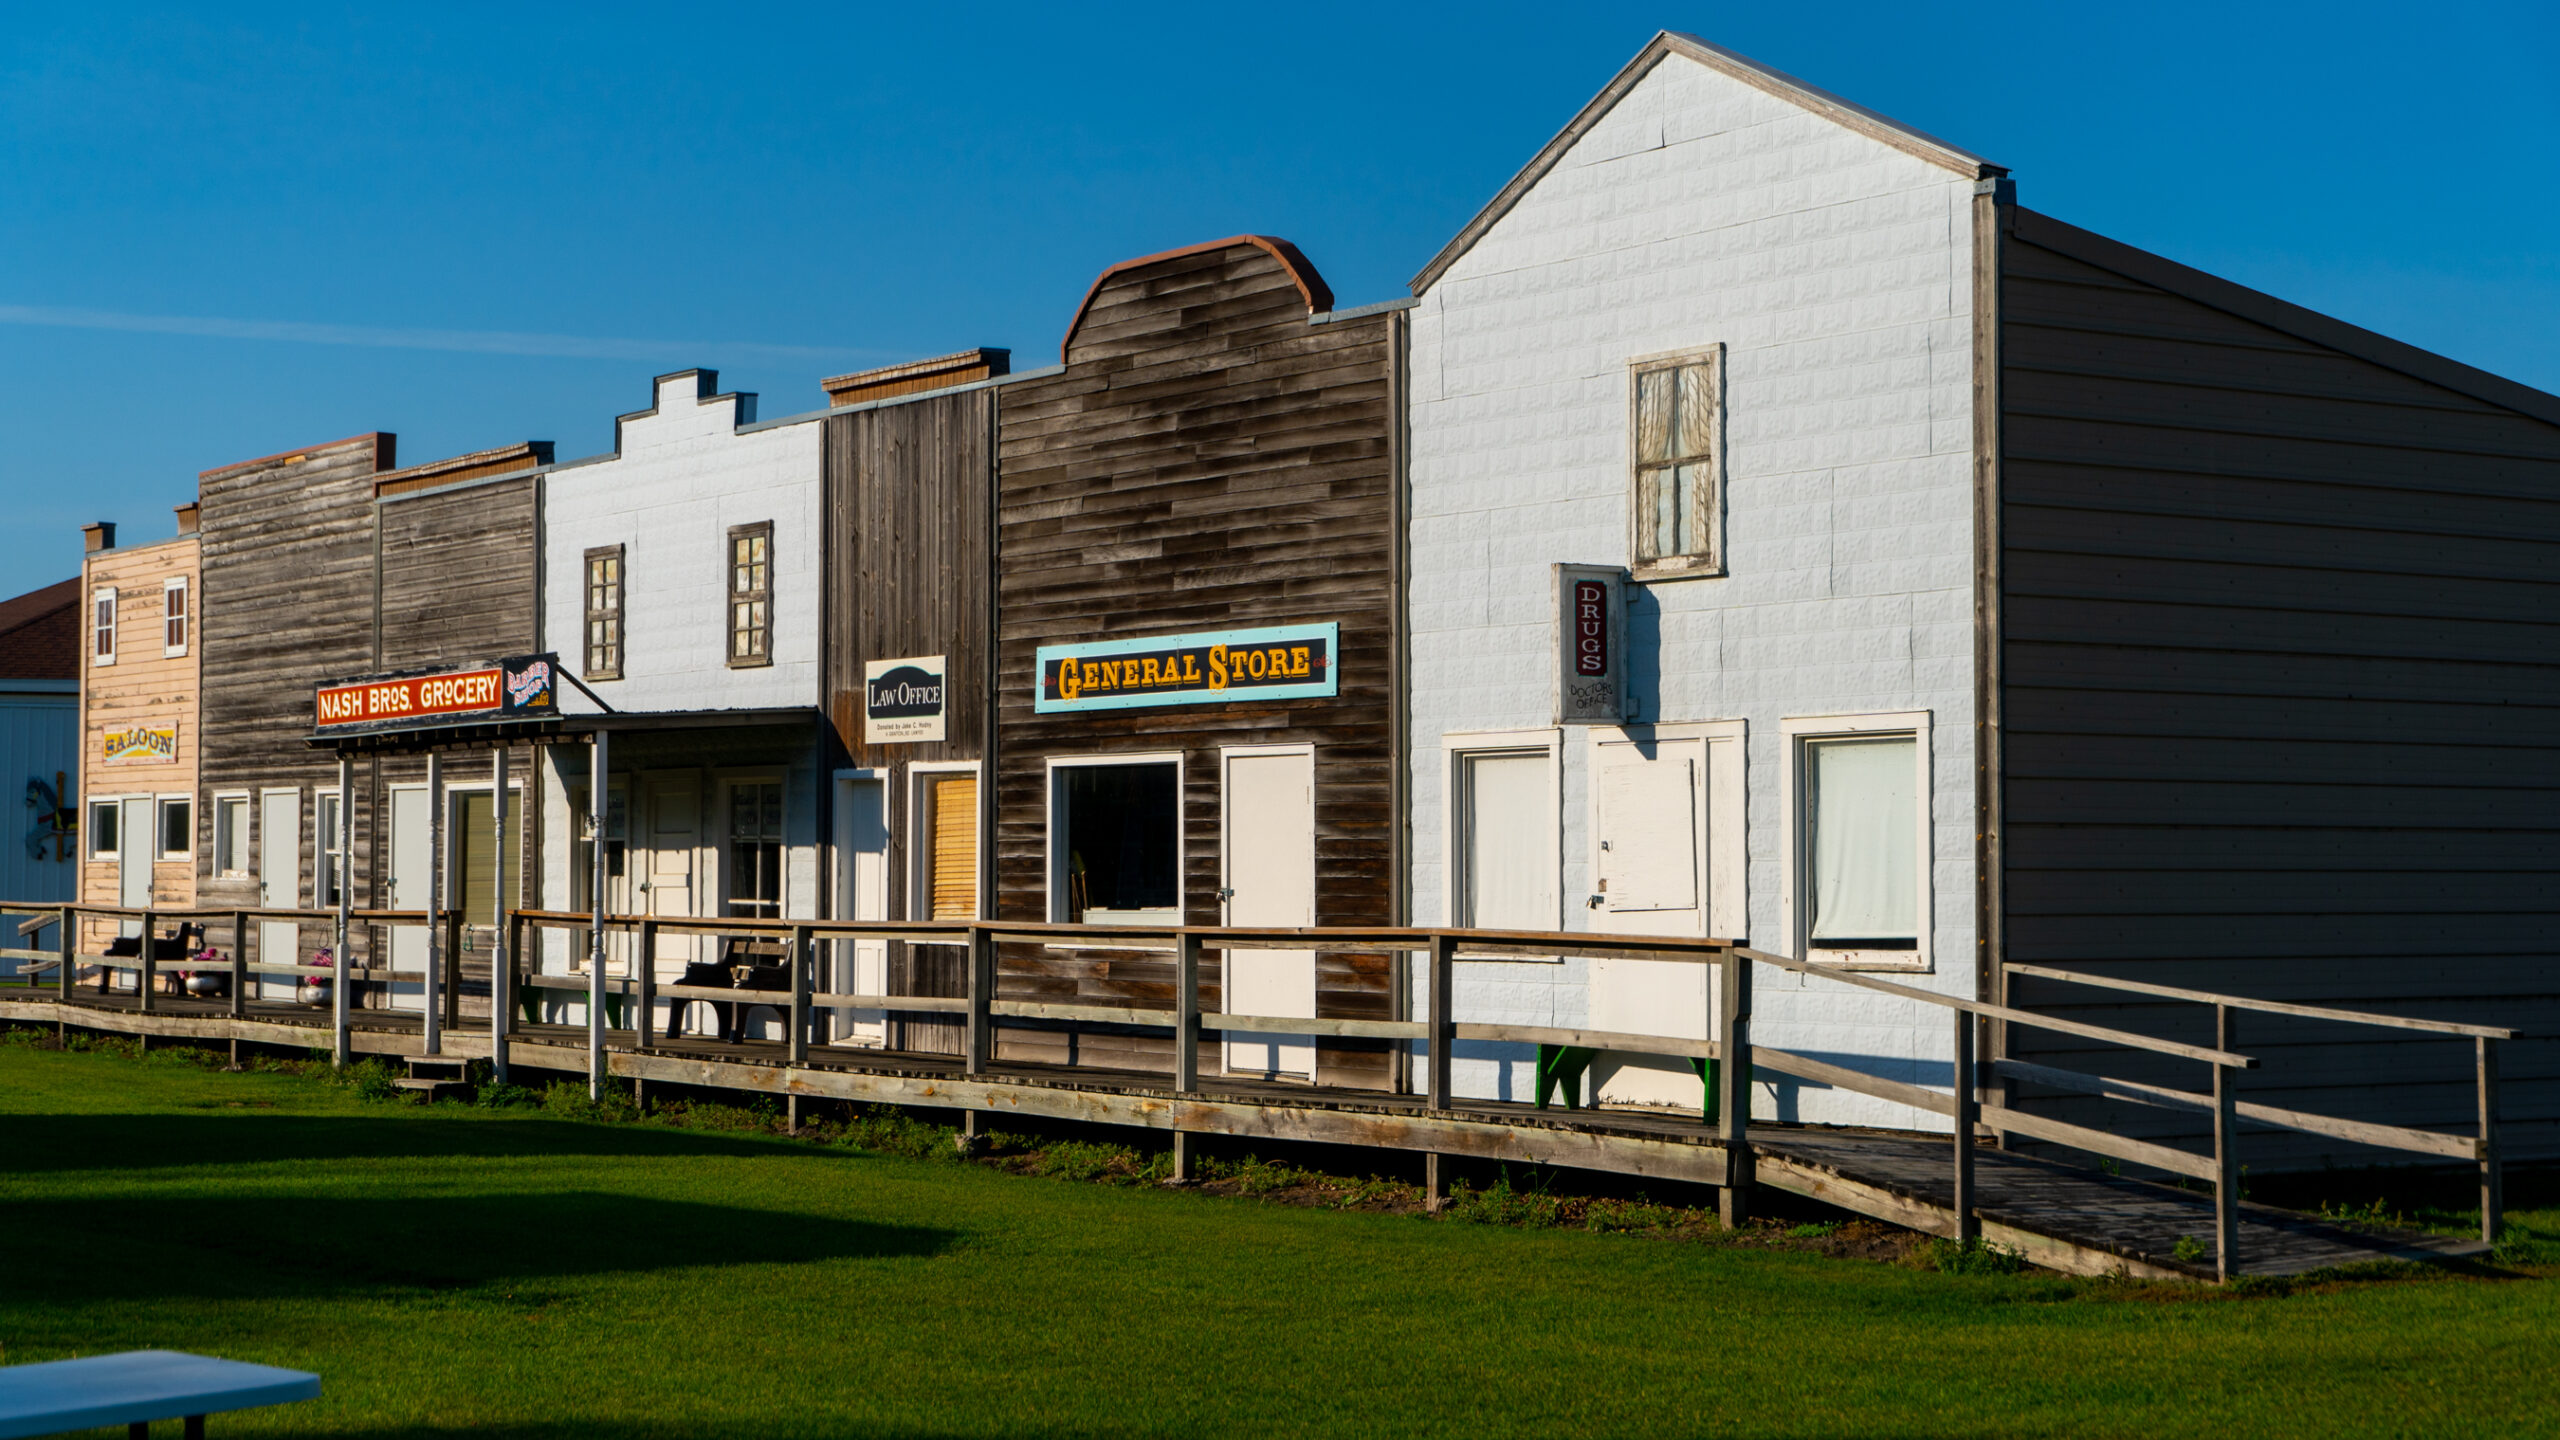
583, 545, 624, 680
727, 522, 772, 667
1630, 344, 1725, 579
162, 578, 189, 657
92, 589, 116, 666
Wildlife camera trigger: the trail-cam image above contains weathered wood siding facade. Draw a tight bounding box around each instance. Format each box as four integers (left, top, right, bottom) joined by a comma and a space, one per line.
1996, 207, 2560, 1163
993, 238, 1399, 1086
80, 534, 200, 933
823, 387, 994, 1050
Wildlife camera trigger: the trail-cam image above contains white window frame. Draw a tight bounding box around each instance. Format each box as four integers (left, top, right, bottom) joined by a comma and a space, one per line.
1043, 751, 1186, 926
212, 791, 252, 878
162, 577, 189, 658
1440, 728, 1561, 955
1627, 342, 1726, 581
87, 795, 140, 860
1581, 719, 1748, 941
714, 771, 790, 919
92, 587, 116, 667
1779, 711, 1934, 974
154, 794, 193, 861
315, 792, 346, 909
907, 759, 983, 923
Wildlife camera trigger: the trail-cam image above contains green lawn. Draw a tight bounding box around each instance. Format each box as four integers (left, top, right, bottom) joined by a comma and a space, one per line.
1, 1040, 2554, 1439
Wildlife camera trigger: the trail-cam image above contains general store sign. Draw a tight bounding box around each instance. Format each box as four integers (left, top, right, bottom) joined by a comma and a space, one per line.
865, 654, 947, 743
1036, 623, 1339, 714
313, 654, 560, 734
99, 723, 178, 766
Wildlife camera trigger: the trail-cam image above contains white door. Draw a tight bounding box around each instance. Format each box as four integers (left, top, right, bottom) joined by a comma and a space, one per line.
834, 776, 889, 1046
385, 785, 430, 1007
116, 797, 153, 939
1221, 750, 1316, 1079
643, 779, 700, 974
258, 789, 300, 993
1590, 737, 1711, 1108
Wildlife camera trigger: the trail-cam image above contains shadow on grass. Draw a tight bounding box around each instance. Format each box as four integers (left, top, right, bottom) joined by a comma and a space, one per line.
0, 1112, 844, 1174
0, 1190, 953, 1301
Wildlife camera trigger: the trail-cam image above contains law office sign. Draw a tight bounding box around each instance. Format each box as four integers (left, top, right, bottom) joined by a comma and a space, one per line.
313, 654, 561, 735
1555, 564, 1629, 725
1036, 623, 1339, 715
864, 654, 948, 743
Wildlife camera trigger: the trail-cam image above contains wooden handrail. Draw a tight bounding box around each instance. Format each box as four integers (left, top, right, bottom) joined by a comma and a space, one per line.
2003, 961, 2518, 1040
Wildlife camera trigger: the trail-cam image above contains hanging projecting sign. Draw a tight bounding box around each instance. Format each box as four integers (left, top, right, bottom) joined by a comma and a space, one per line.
1555, 564, 1629, 725
1036, 623, 1339, 714
99, 723, 178, 766
313, 653, 560, 735
865, 655, 948, 743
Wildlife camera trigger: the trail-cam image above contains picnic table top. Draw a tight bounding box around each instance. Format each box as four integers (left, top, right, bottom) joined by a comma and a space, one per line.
0, 1350, 319, 1438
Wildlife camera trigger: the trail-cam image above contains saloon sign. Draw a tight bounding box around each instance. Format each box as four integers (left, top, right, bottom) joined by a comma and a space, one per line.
1036, 623, 1339, 714
313, 654, 561, 735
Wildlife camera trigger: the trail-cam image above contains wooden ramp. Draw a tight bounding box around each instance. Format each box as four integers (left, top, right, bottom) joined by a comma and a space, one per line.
0, 991, 2487, 1282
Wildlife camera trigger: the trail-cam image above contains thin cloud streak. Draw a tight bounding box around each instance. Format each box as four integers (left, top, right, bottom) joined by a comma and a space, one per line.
0, 303, 898, 367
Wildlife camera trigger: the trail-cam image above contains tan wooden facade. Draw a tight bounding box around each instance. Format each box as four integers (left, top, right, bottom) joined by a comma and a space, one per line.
78, 527, 202, 949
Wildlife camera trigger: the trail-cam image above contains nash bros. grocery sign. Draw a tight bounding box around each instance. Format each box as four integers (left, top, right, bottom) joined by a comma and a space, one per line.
1036, 623, 1338, 714
314, 655, 560, 734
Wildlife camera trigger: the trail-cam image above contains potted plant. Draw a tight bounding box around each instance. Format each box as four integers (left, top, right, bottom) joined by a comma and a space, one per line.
297, 947, 335, 1007
182, 946, 228, 998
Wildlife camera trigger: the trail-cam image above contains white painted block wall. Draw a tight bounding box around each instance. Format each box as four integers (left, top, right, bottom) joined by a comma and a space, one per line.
1408, 54, 1981, 1128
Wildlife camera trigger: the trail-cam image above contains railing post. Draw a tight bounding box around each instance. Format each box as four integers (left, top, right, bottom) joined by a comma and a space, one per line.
55, 907, 73, 1000
443, 911, 464, 1032
137, 906, 156, 1013
333, 753, 353, 1068
1717, 948, 1753, 1228
1425, 934, 1454, 1110
1953, 1007, 1978, 1245
964, 924, 994, 1074
1174, 931, 1201, 1092
788, 924, 812, 1066
635, 919, 657, 1049
586, 732, 609, 1098
230, 911, 249, 1019
2213, 1003, 2238, 1282
488, 746, 510, 1085
2479, 1036, 2503, 1246
424, 750, 443, 1058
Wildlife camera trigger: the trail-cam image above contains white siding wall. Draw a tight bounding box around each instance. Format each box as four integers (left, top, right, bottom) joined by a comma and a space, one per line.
541, 373, 823, 715
1408, 55, 1981, 1128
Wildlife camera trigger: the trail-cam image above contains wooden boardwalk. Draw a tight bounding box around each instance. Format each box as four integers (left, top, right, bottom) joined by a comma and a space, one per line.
3, 988, 2488, 1281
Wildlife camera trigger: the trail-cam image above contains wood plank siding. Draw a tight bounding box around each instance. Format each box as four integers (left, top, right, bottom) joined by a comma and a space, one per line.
993, 238, 1398, 1087
80, 535, 200, 948
1996, 210, 2560, 1164
823, 388, 995, 1051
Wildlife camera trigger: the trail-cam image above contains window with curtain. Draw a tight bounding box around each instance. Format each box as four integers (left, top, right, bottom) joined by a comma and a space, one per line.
727, 781, 784, 918
1459, 750, 1553, 932
918, 773, 979, 921
1805, 736, 1920, 950
454, 790, 522, 923
1630, 345, 1723, 577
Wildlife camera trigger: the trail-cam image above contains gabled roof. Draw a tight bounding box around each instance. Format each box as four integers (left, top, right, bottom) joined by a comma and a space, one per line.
1411, 30, 2003, 295
0, 578, 79, 680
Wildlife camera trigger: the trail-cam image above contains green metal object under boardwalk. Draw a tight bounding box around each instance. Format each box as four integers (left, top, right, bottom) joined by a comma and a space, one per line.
1535, 1045, 1740, 1124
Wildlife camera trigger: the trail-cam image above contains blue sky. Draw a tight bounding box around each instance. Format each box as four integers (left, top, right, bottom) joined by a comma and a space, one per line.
3, 2, 2553, 588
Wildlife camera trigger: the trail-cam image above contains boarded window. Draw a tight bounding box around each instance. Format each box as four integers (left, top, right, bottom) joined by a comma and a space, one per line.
727, 522, 771, 666
454, 790, 523, 923
727, 781, 784, 918
1630, 346, 1723, 576
583, 545, 623, 680
919, 773, 979, 920
1805, 737, 1920, 949
1458, 751, 1552, 931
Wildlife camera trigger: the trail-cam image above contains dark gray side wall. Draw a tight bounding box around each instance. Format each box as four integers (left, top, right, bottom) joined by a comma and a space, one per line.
1997, 211, 2560, 1167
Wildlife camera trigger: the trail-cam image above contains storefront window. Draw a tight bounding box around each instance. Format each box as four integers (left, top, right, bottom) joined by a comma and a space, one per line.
728, 781, 784, 918
1055, 762, 1179, 924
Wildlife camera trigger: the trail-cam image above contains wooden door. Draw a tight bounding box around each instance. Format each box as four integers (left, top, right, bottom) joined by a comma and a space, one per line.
385, 785, 430, 1004
116, 796, 153, 941
258, 789, 299, 991
833, 776, 888, 1046
642, 778, 700, 972
1590, 737, 1709, 1108
1221, 750, 1315, 1079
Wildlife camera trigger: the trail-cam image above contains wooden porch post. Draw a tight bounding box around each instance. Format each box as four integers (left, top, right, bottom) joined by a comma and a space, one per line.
2213, 1004, 2238, 1282
788, 924, 811, 1066
1423, 934, 1456, 1212
423, 750, 443, 1057
1953, 1008, 1978, 1245
964, 924, 994, 1073
2479, 1037, 2503, 1246
136, 906, 155, 1013
488, 746, 510, 1085
331, 754, 352, 1067
230, 911, 248, 1019
1717, 948, 1753, 1228
1172, 930, 1201, 1182
55, 906, 73, 1000
588, 732, 609, 1099
635, 919, 657, 1049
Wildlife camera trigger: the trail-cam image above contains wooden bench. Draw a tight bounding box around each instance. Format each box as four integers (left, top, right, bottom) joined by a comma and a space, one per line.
0, 1349, 319, 1437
